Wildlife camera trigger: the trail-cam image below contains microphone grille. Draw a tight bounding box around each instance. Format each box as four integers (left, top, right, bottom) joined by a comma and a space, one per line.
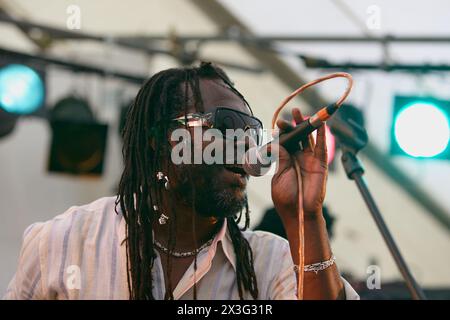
242, 147, 271, 177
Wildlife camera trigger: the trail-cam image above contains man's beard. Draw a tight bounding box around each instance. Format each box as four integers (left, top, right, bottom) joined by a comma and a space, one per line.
173, 163, 247, 218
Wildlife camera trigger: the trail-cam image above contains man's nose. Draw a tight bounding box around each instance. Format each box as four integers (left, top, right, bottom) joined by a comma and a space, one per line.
224, 135, 257, 165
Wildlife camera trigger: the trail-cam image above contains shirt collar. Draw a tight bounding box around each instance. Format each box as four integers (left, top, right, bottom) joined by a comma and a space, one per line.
118, 213, 237, 271
213, 218, 237, 271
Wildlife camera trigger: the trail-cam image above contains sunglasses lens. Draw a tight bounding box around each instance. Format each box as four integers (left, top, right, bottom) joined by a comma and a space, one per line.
215, 108, 263, 145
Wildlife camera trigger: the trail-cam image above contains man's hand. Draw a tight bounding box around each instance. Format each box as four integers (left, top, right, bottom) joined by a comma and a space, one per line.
271, 107, 328, 221
270, 108, 346, 299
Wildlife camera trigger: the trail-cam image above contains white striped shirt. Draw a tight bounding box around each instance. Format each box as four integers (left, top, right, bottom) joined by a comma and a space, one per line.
3, 196, 358, 300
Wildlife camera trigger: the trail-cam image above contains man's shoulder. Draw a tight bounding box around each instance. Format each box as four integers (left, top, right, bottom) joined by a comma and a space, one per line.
28, 196, 120, 244
57, 196, 118, 217
49, 196, 118, 225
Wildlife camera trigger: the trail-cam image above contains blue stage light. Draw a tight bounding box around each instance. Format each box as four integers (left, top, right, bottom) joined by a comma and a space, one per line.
0, 64, 45, 114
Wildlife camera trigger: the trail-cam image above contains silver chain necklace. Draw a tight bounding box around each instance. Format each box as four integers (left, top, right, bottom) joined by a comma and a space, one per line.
154, 236, 216, 258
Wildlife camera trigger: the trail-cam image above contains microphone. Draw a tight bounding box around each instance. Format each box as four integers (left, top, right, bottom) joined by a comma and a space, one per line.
242, 103, 338, 176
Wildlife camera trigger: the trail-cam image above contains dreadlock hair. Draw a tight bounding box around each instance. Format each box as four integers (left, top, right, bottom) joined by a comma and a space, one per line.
116, 62, 259, 300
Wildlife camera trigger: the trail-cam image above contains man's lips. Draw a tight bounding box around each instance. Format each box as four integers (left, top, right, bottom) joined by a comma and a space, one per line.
222, 164, 248, 189
223, 164, 247, 176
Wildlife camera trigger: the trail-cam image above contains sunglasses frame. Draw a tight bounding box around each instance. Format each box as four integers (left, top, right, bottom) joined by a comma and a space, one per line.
171, 107, 264, 145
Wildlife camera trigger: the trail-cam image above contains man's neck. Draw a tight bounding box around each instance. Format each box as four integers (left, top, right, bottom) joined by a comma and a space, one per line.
152, 202, 223, 252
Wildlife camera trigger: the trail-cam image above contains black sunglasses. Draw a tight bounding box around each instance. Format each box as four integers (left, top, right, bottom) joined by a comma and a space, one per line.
171, 107, 263, 145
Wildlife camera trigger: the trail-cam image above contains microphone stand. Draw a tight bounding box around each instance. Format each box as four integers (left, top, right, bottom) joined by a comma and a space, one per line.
330, 118, 427, 300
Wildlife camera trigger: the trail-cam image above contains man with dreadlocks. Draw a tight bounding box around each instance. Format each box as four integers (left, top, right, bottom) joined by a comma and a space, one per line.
5, 62, 358, 300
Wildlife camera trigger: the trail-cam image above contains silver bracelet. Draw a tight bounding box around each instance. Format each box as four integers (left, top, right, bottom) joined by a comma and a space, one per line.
294, 255, 336, 274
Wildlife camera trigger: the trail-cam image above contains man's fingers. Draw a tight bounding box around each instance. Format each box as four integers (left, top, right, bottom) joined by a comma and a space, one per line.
276, 119, 295, 132
270, 143, 292, 177
292, 108, 304, 125
302, 131, 314, 154
291, 108, 314, 152
314, 124, 328, 163
309, 134, 315, 149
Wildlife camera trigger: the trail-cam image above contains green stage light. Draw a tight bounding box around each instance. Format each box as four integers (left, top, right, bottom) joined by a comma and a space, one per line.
391, 96, 450, 159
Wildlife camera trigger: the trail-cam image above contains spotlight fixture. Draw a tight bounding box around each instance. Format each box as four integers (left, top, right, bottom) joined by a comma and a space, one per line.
0, 107, 18, 139
391, 96, 449, 159
48, 96, 108, 176
0, 64, 45, 114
